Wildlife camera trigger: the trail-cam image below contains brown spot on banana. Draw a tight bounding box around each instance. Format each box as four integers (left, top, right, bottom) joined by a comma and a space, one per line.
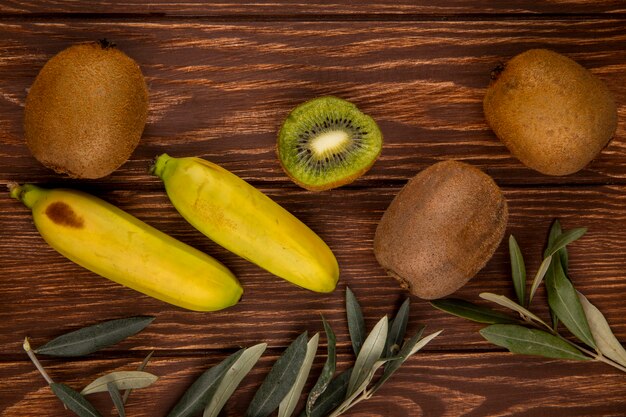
45, 202, 84, 228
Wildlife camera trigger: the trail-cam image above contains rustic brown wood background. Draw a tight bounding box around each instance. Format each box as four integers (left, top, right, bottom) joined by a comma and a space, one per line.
1, 1, 625, 416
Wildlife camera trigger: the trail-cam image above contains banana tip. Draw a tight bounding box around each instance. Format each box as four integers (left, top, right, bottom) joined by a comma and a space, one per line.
8, 182, 22, 199
149, 153, 171, 178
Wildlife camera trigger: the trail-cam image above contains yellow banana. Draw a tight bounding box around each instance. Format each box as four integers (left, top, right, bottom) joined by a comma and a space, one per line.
151, 154, 340, 293
10, 184, 242, 311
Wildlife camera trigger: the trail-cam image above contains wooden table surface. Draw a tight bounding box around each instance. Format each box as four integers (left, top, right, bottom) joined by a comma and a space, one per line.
1, 1, 625, 416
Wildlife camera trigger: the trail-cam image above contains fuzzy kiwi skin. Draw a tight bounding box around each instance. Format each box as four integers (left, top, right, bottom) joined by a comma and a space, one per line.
24, 41, 148, 179
373, 160, 508, 300
484, 49, 617, 176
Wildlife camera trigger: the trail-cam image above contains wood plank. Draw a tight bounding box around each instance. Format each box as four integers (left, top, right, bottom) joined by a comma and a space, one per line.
0, 20, 625, 186
2, 352, 625, 417
1, 0, 625, 16
2, 185, 625, 355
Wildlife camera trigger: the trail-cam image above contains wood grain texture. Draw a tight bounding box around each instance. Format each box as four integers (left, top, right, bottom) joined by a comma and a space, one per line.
2, 352, 626, 417
2, 186, 625, 356
0, 20, 625, 186
1, 0, 625, 16
1, 6, 626, 417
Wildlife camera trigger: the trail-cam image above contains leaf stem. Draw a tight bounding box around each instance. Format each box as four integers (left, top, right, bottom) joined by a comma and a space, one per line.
523, 318, 626, 373
23, 337, 54, 385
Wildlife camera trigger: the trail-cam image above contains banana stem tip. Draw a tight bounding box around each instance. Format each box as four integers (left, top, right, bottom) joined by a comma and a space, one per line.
7, 182, 22, 200
149, 153, 171, 178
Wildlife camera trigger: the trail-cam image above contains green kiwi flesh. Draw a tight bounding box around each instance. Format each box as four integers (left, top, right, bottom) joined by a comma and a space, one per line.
277, 96, 382, 191
24, 41, 148, 179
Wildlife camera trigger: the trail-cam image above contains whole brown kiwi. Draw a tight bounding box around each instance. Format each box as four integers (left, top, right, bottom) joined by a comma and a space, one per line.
374, 160, 508, 299
483, 49, 617, 176
24, 40, 148, 178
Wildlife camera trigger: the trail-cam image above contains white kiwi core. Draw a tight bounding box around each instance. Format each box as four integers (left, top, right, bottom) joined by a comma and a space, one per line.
309, 130, 351, 159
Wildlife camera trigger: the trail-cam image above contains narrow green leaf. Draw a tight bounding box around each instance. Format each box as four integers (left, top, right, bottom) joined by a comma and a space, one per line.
167, 349, 244, 417
123, 350, 154, 404
81, 371, 158, 395
345, 287, 366, 356
544, 220, 563, 258
372, 327, 424, 393
544, 257, 561, 330
300, 369, 351, 417
51, 383, 102, 417
431, 299, 517, 324
346, 316, 388, 398
544, 228, 587, 258
545, 220, 562, 329
279, 334, 319, 417
479, 293, 549, 328
107, 383, 125, 417
203, 343, 267, 417
546, 263, 596, 349
342, 359, 390, 410
409, 330, 442, 356
35, 317, 154, 357
246, 332, 308, 417
577, 292, 626, 367
306, 317, 336, 417
480, 324, 589, 361
509, 235, 526, 306
385, 298, 410, 357
558, 230, 570, 275
528, 255, 552, 305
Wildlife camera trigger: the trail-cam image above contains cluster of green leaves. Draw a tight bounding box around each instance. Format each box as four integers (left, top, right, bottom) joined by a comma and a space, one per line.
431, 220, 626, 373
23, 316, 157, 417
167, 287, 440, 417
24, 288, 440, 417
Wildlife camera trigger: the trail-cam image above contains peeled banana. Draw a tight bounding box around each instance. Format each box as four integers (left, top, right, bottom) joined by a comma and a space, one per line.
151, 154, 340, 293
10, 183, 242, 311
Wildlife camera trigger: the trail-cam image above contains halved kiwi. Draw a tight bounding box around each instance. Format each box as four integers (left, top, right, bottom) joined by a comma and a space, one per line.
277, 96, 383, 191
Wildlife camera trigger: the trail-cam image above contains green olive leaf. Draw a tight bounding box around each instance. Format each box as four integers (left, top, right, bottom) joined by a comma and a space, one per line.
528, 255, 552, 305
479, 293, 549, 328
123, 350, 154, 404
430, 299, 517, 324
330, 360, 391, 417
345, 287, 366, 356
545, 220, 563, 328
545, 263, 596, 349
306, 317, 336, 417
372, 327, 434, 394
279, 334, 319, 417
544, 227, 587, 258
246, 332, 308, 417
167, 349, 244, 417
203, 343, 267, 417
107, 382, 125, 417
385, 298, 410, 357
300, 369, 352, 417
509, 235, 526, 306
81, 371, 158, 395
346, 316, 387, 398
51, 383, 102, 417
35, 316, 154, 357
577, 291, 626, 367
480, 324, 589, 361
